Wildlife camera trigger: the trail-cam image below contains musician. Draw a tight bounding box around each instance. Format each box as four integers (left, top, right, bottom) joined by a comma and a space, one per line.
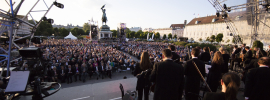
207, 51, 224, 92
241, 44, 247, 54
230, 45, 241, 70
184, 48, 205, 100
198, 47, 211, 64
168, 45, 180, 62
243, 46, 252, 67
150, 49, 184, 100
203, 73, 240, 100
245, 57, 270, 100
253, 47, 267, 59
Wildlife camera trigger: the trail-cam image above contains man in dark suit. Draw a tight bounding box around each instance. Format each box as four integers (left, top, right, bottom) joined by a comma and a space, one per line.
150, 49, 184, 100
245, 57, 270, 100
184, 48, 205, 100
241, 44, 247, 54
230, 45, 241, 70
198, 47, 211, 63
66, 65, 74, 84
243, 46, 252, 66
73, 63, 81, 82
168, 45, 180, 63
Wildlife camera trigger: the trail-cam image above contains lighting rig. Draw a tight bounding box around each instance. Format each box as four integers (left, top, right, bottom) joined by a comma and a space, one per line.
208, 0, 270, 45
0, 0, 64, 99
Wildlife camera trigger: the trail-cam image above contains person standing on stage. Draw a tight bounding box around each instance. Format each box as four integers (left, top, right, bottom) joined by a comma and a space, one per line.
150, 49, 184, 100
245, 57, 270, 100
184, 48, 205, 100
198, 47, 211, 64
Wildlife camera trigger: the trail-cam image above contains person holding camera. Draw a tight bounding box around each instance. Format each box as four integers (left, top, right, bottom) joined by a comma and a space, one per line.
134, 52, 153, 100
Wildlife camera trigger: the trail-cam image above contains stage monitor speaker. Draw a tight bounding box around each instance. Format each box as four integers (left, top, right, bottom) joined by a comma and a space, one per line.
19, 47, 42, 58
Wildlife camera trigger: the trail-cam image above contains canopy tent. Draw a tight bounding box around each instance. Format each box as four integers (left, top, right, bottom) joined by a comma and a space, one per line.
64, 32, 77, 39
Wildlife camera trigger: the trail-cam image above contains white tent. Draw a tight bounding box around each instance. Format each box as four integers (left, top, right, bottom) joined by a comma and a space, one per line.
64, 32, 77, 39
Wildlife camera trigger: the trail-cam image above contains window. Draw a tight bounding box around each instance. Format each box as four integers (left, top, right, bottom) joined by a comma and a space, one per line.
195, 21, 198, 24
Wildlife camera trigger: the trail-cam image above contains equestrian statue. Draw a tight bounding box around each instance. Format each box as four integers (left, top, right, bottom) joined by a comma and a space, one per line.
101, 4, 107, 25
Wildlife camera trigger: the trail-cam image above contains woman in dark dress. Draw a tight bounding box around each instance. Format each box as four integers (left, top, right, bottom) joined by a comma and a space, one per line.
133, 52, 152, 100
219, 47, 230, 73
203, 73, 240, 100
207, 51, 224, 92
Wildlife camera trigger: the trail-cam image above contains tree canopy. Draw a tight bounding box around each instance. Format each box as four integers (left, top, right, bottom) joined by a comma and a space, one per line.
155, 32, 160, 39
163, 34, 167, 39
216, 33, 223, 43
168, 33, 172, 39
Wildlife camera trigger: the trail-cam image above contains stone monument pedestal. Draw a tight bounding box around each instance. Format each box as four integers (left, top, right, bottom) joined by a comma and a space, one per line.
99, 25, 119, 42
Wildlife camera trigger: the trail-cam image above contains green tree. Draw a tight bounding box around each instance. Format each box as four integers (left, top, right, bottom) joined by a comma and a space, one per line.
126, 32, 130, 38
210, 35, 216, 43
71, 27, 79, 36
135, 30, 143, 38
53, 27, 59, 36
168, 33, 172, 39
35, 21, 54, 36
82, 23, 90, 32
163, 34, 167, 39
226, 39, 230, 43
199, 38, 202, 42
216, 33, 223, 43
252, 40, 263, 49
77, 28, 86, 35
85, 29, 90, 35
111, 30, 117, 37
155, 32, 160, 39
130, 31, 136, 38
143, 31, 149, 39
173, 34, 177, 39
59, 28, 69, 36
206, 37, 210, 42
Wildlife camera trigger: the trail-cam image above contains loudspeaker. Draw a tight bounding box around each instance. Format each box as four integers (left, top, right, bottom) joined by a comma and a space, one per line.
19, 47, 42, 58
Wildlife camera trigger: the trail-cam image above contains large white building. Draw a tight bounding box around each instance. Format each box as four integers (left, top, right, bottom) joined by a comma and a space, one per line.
153, 23, 185, 39
52, 24, 83, 29
129, 27, 142, 32
183, 11, 270, 46
143, 28, 154, 32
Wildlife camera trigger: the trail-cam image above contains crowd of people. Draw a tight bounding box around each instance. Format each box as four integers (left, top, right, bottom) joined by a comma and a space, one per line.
2, 39, 270, 100
133, 43, 270, 100
8, 39, 141, 84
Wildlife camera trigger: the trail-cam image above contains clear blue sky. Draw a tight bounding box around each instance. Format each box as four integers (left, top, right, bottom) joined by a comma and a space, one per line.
1, 0, 246, 30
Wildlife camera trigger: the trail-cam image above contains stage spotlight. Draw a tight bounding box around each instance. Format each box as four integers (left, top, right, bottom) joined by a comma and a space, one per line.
54, 2, 64, 9
230, 33, 233, 36
47, 19, 54, 24
42, 17, 47, 21
226, 26, 229, 29
223, 4, 227, 10
227, 7, 231, 12
216, 12, 219, 17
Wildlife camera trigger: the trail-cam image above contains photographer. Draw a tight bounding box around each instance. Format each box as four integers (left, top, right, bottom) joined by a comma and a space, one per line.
134, 52, 152, 100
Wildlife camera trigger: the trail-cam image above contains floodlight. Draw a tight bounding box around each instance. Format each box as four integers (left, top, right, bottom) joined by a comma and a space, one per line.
223, 4, 227, 10
47, 19, 54, 24
216, 12, 219, 17
54, 2, 64, 9
42, 17, 47, 21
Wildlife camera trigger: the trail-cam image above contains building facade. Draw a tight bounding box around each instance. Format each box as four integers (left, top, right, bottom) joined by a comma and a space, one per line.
52, 24, 83, 29
129, 27, 142, 32
183, 11, 270, 46
143, 28, 154, 32
153, 23, 185, 39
